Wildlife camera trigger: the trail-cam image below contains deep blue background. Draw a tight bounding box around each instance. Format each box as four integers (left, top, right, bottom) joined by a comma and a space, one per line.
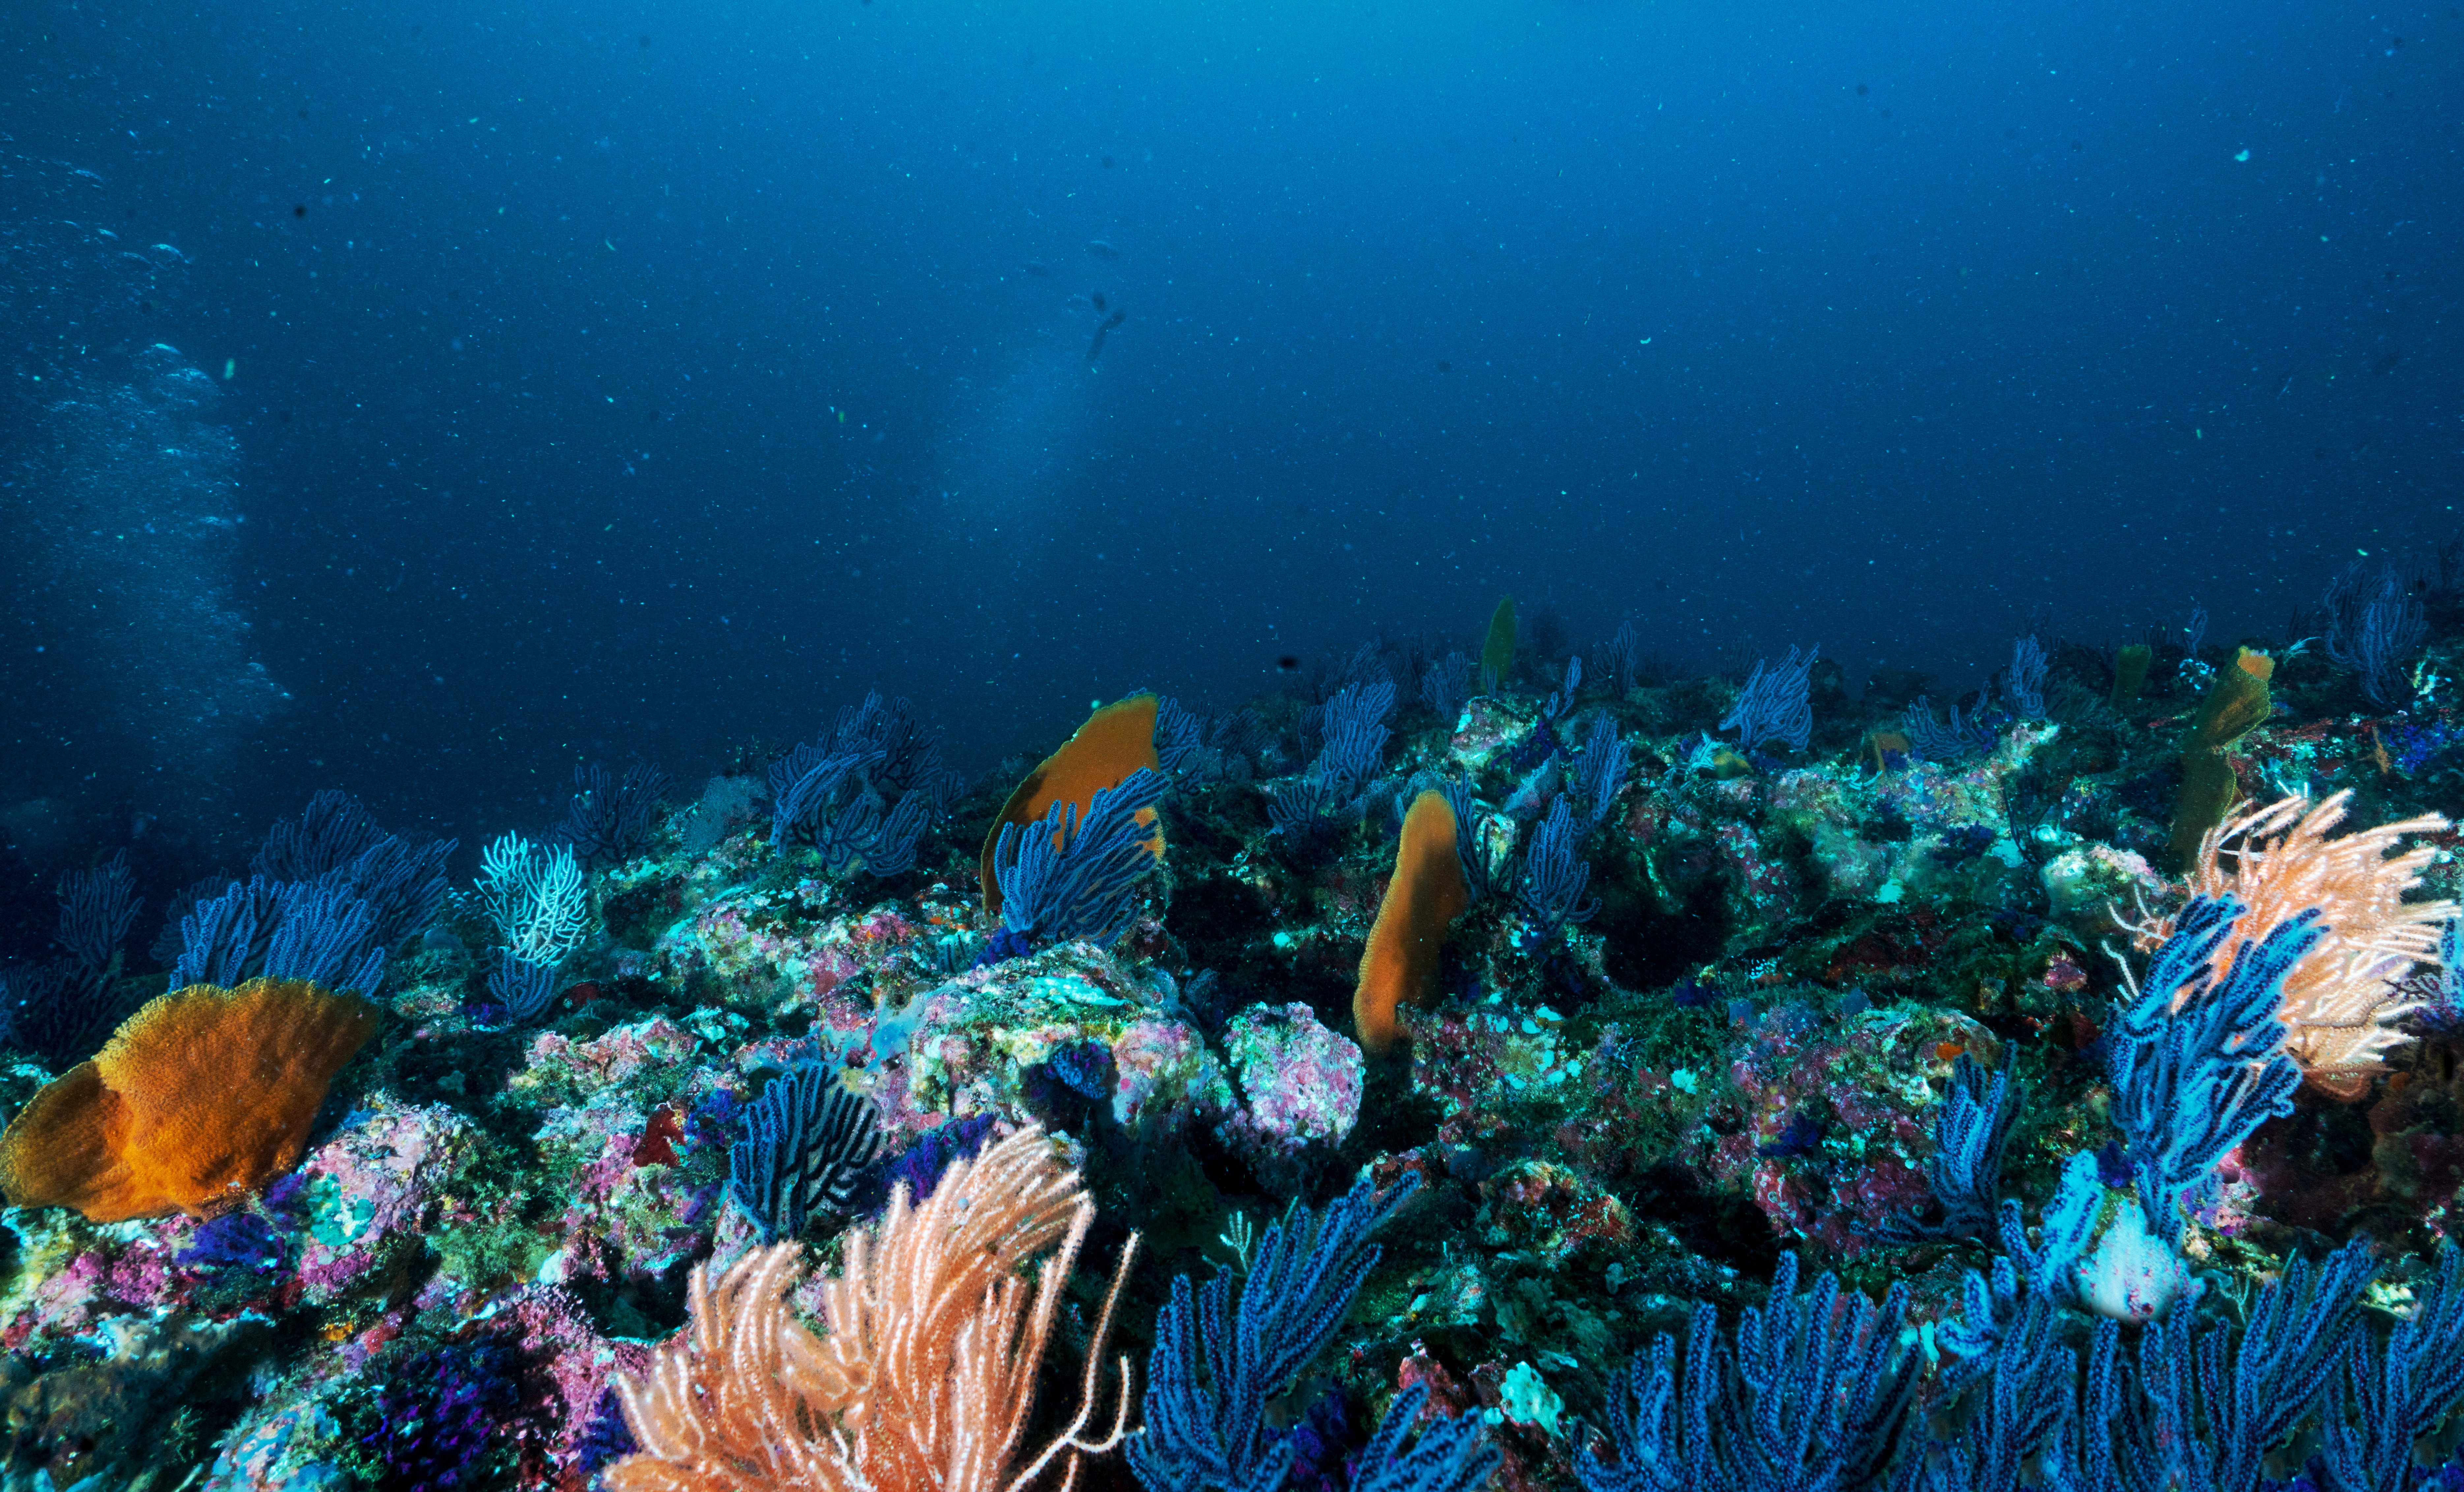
3, 0, 2458, 889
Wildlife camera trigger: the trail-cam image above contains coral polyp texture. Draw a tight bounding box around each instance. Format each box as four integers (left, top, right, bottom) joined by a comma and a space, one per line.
5, 618, 2464, 1491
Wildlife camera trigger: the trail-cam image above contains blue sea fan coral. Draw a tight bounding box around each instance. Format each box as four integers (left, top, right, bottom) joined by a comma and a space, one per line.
1512, 796, 1599, 930
2096, 1237, 2378, 1490
1720, 645, 1818, 754
1128, 1175, 1419, 1492
769, 742, 932, 876
1351, 1385, 1499, 1492
1268, 774, 1345, 848
55, 851, 141, 974
260, 880, 386, 993
554, 759, 672, 868
1542, 654, 1582, 721
1576, 1253, 1918, 1492
2323, 560, 2428, 708
726, 1062, 883, 1243
1903, 693, 2001, 763
1157, 695, 1211, 775
2005, 634, 2048, 720
767, 691, 954, 876
1873, 1054, 2019, 1246
991, 767, 1168, 947
1420, 653, 1474, 724
2315, 1241, 2464, 1491
251, 789, 456, 949
1570, 714, 1626, 826
1314, 679, 1399, 795
176, 874, 388, 995
1893, 1282, 2073, 1492
482, 948, 562, 1025
2107, 894, 2322, 1245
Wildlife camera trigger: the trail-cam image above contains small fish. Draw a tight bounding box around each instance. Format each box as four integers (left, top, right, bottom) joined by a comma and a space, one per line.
1086, 238, 1120, 260
1087, 308, 1125, 363
1022, 260, 1049, 276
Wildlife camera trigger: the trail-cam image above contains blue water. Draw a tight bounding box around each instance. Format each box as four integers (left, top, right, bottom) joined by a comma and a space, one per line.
3, 0, 2456, 898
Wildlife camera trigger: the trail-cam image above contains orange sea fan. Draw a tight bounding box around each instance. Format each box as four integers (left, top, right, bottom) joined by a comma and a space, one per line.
0, 977, 378, 1221
2126, 791, 2455, 1092
609, 1125, 1136, 1492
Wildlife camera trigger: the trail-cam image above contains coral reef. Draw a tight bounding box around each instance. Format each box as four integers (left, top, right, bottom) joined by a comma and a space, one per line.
4, 616, 2463, 1492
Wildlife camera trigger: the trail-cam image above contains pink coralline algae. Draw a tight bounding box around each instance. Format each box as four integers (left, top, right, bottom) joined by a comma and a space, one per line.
1694, 1001, 1995, 1260
481, 1283, 655, 1479
1409, 1008, 1582, 1150
1554, 1029, 1697, 1183
520, 1020, 733, 1288
1621, 792, 1797, 931
292, 1101, 485, 1303
204, 1396, 352, 1491
1110, 1017, 1232, 1131
510, 1015, 705, 1105
529, 1113, 719, 1288
1447, 696, 1539, 771
1475, 1160, 1634, 1269
876, 941, 1228, 1143
1219, 1002, 1364, 1155
2040, 842, 2168, 938
6, 1236, 181, 1349
1765, 733, 2050, 910
660, 891, 925, 1013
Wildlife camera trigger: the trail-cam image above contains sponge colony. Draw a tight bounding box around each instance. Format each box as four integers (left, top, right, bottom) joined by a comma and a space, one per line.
0, 977, 378, 1221
1353, 790, 1472, 1054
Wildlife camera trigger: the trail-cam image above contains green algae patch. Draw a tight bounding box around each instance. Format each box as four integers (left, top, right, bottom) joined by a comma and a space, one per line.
1482, 594, 1517, 689
2168, 647, 2273, 870
2109, 642, 2153, 709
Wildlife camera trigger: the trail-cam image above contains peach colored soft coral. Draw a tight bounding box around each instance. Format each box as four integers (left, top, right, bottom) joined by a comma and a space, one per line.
608, 1125, 1135, 1492
2126, 791, 2454, 1096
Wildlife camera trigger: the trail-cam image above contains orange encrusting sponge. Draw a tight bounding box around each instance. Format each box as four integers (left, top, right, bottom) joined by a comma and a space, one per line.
1353, 790, 1472, 1054
0, 977, 378, 1222
980, 693, 1164, 915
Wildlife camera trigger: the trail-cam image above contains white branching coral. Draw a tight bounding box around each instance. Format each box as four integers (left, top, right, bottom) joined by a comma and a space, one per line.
475, 831, 591, 964
2126, 791, 2455, 1094
608, 1125, 1137, 1492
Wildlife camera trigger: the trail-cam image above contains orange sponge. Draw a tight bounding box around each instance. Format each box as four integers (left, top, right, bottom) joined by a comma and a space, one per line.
981, 693, 1163, 915
0, 977, 378, 1221
1353, 790, 1472, 1054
